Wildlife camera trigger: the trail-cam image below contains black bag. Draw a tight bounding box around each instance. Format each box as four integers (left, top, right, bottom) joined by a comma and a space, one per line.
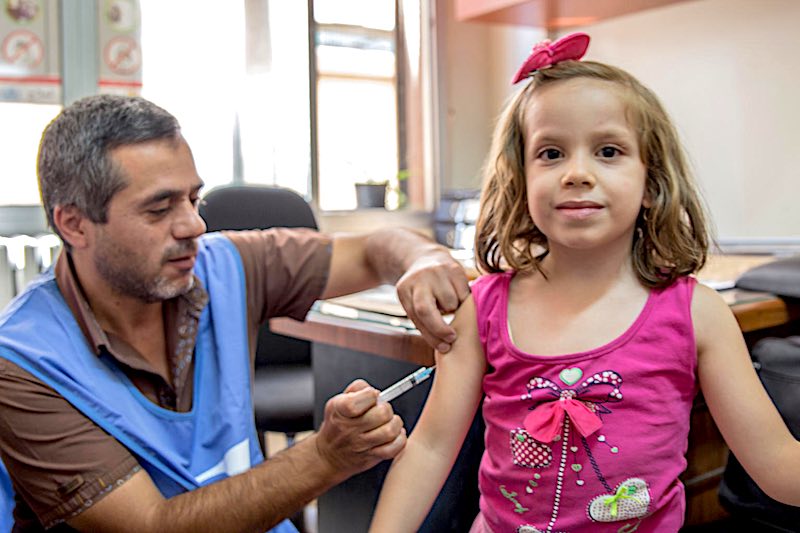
735, 256, 800, 298
718, 336, 800, 532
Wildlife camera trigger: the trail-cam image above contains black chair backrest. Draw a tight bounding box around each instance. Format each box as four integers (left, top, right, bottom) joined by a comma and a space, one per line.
200, 184, 317, 232
199, 185, 317, 368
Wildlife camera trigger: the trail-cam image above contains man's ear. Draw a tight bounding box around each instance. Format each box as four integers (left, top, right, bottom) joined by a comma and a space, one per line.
53, 205, 91, 250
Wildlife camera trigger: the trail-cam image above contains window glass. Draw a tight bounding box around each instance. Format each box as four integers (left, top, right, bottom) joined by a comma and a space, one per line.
317, 75, 397, 210
140, 0, 310, 197
139, 0, 242, 192
0, 102, 60, 206
238, 1, 310, 197
314, 0, 395, 30
314, 0, 398, 211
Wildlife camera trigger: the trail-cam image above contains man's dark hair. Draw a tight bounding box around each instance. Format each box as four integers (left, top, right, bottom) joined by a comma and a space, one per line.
37, 95, 181, 242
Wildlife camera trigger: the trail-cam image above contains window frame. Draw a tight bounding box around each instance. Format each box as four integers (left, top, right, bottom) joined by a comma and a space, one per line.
308, 0, 437, 213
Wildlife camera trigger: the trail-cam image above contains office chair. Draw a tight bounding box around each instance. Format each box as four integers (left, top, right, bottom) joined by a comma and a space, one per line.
198, 184, 317, 455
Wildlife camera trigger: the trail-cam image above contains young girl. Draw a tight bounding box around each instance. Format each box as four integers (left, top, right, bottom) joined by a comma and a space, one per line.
369, 33, 800, 533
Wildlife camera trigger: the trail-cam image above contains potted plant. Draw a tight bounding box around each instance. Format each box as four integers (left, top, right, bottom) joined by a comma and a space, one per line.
355, 180, 388, 209
394, 169, 409, 209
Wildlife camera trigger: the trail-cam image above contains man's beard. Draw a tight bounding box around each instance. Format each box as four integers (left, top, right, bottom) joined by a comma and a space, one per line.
94, 239, 197, 303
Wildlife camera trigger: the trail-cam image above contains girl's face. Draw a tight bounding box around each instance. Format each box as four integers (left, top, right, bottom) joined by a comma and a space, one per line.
523, 78, 649, 254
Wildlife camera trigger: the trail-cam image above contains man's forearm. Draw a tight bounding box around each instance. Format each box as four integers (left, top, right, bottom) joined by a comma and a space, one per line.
132, 380, 404, 533
149, 435, 343, 533
364, 228, 451, 284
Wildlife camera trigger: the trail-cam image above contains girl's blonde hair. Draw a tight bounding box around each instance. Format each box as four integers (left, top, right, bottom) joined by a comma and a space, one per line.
475, 60, 709, 288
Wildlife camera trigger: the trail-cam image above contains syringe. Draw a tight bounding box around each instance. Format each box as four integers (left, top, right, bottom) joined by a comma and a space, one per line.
378, 366, 436, 403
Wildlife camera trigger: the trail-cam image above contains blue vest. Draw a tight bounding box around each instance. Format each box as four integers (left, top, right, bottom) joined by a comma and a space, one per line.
0, 233, 296, 533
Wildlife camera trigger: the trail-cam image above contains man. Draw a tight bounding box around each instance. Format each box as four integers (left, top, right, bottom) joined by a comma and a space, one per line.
0, 95, 470, 532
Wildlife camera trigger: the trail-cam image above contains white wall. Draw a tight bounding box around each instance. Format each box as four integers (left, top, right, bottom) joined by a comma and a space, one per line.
436, 0, 492, 192
441, 0, 800, 240
436, 0, 544, 193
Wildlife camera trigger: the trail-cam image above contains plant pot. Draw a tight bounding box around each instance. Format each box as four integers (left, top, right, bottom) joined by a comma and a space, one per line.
355, 183, 387, 209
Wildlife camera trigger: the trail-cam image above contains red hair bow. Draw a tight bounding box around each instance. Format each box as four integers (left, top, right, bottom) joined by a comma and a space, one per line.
511, 32, 591, 84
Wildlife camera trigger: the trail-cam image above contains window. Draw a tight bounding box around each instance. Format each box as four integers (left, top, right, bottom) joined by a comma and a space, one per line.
0, 102, 60, 206
140, 0, 311, 197
313, 0, 397, 211
0, 0, 61, 208
1, 1, 435, 213
312, 0, 435, 212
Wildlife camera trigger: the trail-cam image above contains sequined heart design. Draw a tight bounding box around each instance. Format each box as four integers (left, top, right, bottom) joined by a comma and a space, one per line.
558, 367, 583, 386
510, 428, 553, 468
588, 478, 650, 522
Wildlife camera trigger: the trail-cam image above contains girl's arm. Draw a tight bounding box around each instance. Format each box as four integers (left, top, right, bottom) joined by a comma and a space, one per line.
369, 295, 486, 533
693, 283, 800, 505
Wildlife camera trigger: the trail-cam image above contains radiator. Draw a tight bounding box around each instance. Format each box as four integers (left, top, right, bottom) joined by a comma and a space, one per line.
0, 234, 61, 309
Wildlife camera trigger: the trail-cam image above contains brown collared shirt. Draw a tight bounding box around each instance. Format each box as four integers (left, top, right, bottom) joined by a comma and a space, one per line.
0, 229, 331, 531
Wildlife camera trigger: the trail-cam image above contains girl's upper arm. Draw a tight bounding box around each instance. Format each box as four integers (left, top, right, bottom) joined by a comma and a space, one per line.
369, 296, 486, 533
413, 294, 487, 449
693, 282, 800, 503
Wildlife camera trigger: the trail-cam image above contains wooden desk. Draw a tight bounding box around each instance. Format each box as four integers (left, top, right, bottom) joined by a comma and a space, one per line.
271, 284, 799, 530
722, 288, 795, 333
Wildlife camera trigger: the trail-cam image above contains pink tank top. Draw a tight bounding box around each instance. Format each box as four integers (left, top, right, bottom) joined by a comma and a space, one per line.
471, 272, 698, 533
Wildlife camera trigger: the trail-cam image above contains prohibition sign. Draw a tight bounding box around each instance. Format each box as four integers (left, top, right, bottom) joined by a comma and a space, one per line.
104, 35, 141, 75
1, 29, 43, 68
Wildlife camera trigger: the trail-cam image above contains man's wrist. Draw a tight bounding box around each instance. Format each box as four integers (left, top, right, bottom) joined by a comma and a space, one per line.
307, 433, 352, 486
399, 237, 451, 273
364, 228, 427, 283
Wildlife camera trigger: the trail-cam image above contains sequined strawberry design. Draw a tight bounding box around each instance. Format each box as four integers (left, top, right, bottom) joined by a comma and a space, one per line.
510, 428, 553, 468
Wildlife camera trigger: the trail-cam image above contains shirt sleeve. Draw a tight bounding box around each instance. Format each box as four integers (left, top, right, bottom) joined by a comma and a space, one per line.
0, 358, 140, 529
223, 228, 332, 326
